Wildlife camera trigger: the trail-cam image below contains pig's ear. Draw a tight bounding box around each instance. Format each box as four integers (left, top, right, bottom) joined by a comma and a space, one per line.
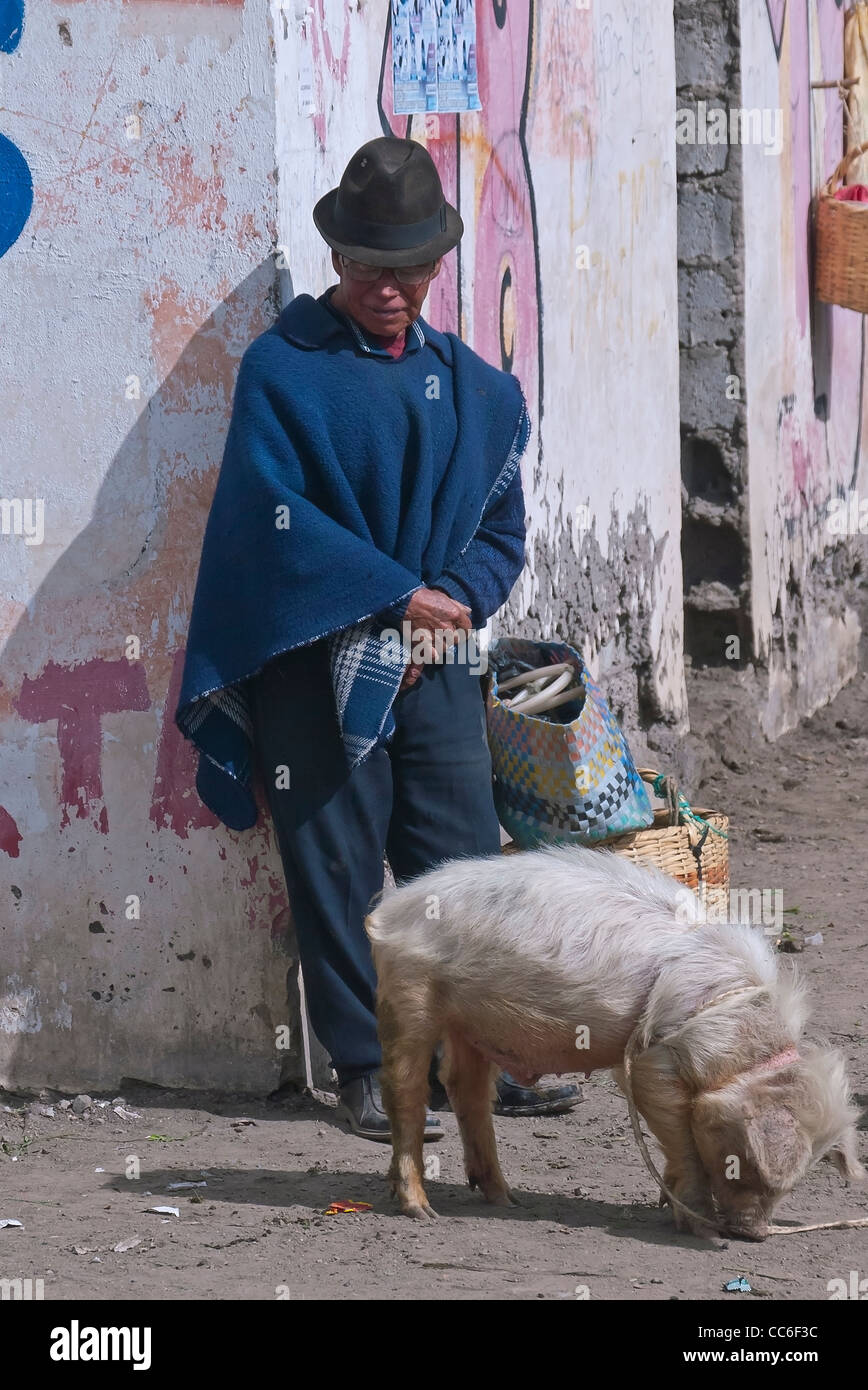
745, 1106, 811, 1191
827, 1127, 866, 1184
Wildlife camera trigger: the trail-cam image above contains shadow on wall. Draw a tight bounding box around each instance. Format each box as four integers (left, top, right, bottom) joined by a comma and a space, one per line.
0, 260, 309, 1092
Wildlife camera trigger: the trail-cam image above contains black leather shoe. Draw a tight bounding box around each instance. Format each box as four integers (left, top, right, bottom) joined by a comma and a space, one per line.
493, 1073, 582, 1117
337, 1073, 444, 1143
429, 1067, 582, 1116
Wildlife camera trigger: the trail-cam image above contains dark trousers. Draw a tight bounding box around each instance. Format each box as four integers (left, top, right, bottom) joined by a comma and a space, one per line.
248, 640, 502, 1085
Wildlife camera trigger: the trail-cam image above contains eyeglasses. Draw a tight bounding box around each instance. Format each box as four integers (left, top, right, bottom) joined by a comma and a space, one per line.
338, 255, 439, 286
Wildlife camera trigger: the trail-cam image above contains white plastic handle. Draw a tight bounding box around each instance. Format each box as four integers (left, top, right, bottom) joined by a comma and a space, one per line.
498, 661, 572, 693
504, 668, 573, 714
507, 668, 573, 709
499, 663, 582, 717
512, 679, 583, 716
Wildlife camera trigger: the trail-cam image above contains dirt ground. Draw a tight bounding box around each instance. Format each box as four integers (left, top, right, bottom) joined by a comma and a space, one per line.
3, 650, 868, 1302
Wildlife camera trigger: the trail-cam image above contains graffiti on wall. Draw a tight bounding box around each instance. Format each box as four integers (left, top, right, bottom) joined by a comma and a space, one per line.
377, 0, 542, 456
766, 0, 787, 59
0, 0, 33, 257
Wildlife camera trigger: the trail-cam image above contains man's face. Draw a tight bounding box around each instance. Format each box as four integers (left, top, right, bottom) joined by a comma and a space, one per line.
330, 250, 442, 337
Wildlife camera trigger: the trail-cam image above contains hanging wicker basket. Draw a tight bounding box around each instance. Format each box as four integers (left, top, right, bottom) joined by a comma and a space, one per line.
815, 139, 868, 314
503, 767, 730, 916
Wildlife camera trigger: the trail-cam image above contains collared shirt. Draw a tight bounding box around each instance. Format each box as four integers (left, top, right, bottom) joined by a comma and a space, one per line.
321, 284, 421, 361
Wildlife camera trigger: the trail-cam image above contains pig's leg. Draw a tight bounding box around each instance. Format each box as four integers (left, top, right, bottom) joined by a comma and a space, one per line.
441, 1032, 516, 1206
378, 993, 440, 1221
612, 1054, 715, 1234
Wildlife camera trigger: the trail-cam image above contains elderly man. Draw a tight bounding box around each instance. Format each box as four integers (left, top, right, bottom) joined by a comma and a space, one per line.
176, 137, 579, 1137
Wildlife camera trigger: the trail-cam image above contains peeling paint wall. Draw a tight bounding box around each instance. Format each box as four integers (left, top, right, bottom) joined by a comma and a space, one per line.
740, 0, 868, 736
0, 0, 291, 1093
1, 0, 684, 1092
510, 2, 685, 747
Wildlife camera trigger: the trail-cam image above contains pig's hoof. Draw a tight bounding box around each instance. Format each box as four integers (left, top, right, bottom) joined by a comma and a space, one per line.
403, 1199, 438, 1221
479, 1184, 518, 1207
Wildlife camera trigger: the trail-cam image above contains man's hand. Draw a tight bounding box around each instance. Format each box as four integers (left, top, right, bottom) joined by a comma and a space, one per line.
397, 586, 472, 691
404, 585, 472, 640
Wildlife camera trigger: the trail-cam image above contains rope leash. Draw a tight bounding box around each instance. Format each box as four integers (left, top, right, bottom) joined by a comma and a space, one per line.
621, 991, 868, 1239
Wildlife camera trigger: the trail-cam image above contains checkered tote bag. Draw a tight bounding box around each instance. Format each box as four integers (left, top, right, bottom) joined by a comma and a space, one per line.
485, 637, 654, 848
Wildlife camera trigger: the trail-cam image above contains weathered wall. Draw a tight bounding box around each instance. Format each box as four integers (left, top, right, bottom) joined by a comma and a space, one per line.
1, 0, 685, 1093
740, 0, 868, 736
514, 1, 685, 748
0, 0, 291, 1093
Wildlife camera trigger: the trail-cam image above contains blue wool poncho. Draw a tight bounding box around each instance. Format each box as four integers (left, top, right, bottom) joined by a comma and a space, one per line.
175, 289, 531, 831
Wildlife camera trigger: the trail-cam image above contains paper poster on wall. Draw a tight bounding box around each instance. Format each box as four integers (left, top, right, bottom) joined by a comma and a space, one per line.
435, 0, 481, 112
391, 0, 437, 114
391, 0, 481, 115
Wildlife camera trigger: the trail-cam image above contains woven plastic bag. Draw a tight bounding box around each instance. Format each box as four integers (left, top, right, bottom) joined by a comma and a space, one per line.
485, 636, 654, 848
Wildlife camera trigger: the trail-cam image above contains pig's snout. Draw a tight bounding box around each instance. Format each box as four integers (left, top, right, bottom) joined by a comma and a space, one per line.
718, 1211, 770, 1242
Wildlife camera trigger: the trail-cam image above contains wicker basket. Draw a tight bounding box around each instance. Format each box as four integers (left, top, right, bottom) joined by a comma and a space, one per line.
593, 768, 729, 916
502, 766, 730, 917
815, 139, 868, 314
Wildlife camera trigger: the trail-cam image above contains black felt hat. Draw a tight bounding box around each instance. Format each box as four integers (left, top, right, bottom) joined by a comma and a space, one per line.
313, 136, 463, 266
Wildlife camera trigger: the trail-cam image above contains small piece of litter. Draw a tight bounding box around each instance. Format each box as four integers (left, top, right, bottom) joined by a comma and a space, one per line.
94, 1167, 105, 1173
775, 931, 802, 954
724, 1277, 752, 1293
0, 1219, 23, 1229
113, 1237, 142, 1253
167, 1181, 207, 1190
804, 932, 824, 947
324, 1200, 373, 1216
148, 1206, 179, 1218
113, 1106, 142, 1120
